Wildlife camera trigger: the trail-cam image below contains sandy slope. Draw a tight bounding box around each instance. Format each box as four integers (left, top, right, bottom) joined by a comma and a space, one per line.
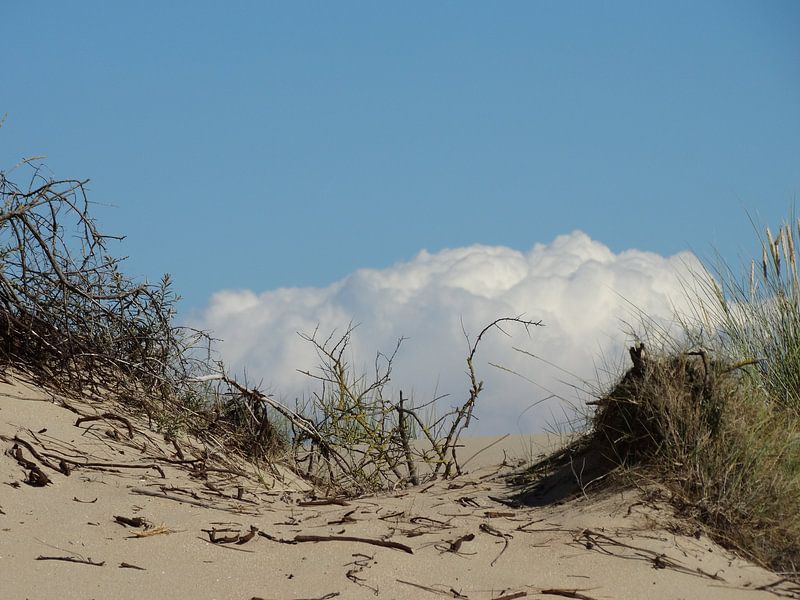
0, 373, 791, 600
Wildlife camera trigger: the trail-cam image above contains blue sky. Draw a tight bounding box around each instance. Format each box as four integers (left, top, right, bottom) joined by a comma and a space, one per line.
2, 2, 798, 313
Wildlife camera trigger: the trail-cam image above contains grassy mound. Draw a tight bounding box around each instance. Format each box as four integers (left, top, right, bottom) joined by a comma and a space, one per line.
519, 216, 800, 575
600, 345, 799, 571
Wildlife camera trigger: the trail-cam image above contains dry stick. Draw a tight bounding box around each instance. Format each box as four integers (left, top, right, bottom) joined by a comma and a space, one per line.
257, 531, 297, 545
75, 413, 134, 438
578, 529, 725, 581
437, 533, 475, 554
36, 555, 104, 567
4, 435, 61, 472
41, 454, 165, 478
154, 456, 205, 465
397, 391, 419, 486
114, 515, 149, 528
492, 593, 527, 600
396, 579, 455, 597
130, 487, 240, 511
203, 525, 259, 545
479, 523, 511, 567
289, 534, 413, 554
438, 317, 544, 478
119, 562, 146, 570
410, 516, 454, 529
7, 444, 51, 485
72, 496, 97, 503
345, 553, 378, 594
540, 589, 597, 600
328, 509, 358, 525
297, 498, 349, 507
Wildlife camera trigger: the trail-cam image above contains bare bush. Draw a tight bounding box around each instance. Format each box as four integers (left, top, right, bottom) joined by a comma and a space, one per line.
219, 317, 544, 495
0, 159, 284, 462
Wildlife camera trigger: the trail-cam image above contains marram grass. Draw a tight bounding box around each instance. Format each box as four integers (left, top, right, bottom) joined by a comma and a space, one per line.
628, 214, 800, 573
525, 214, 800, 575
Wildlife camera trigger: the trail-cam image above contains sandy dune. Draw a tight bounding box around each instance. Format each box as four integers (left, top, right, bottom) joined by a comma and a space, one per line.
0, 373, 791, 600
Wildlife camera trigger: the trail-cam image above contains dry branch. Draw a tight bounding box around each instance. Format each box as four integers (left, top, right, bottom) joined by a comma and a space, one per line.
75, 413, 134, 437
36, 555, 104, 567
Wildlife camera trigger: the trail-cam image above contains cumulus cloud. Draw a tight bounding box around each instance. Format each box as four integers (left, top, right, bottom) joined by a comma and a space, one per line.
193, 231, 703, 434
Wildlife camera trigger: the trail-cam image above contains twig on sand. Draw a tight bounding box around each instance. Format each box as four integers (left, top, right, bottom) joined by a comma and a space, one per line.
258, 531, 413, 554
436, 533, 475, 555
114, 515, 150, 528
298, 498, 349, 507
479, 523, 512, 566
75, 413, 134, 438
491, 593, 527, 600
345, 553, 378, 594
755, 577, 800, 596
293, 534, 413, 554
42, 454, 165, 477
203, 525, 259, 545
251, 594, 340, 600
36, 555, 104, 566
130, 487, 257, 514
119, 562, 146, 570
540, 589, 597, 600
4, 435, 61, 472
396, 579, 464, 597
6, 442, 52, 485
131, 486, 213, 508
577, 529, 725, 581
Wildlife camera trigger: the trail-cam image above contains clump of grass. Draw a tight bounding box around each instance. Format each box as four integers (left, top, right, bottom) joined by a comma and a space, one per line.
520, 215, 800, 575
609, 215, 800, 573
593, 344, 800, 571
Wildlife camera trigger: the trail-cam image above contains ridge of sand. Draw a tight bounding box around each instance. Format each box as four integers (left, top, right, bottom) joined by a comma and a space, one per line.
0, 373, 792, 600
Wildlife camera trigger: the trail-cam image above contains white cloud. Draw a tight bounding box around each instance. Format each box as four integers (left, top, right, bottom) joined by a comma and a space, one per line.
192, 231, 703, 434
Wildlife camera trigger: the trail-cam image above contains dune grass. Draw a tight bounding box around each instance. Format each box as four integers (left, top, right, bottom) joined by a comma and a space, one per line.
588, 215, 800, 574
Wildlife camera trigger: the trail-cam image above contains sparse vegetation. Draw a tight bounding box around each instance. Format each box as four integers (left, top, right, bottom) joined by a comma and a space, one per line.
0, 157, 543, 496
219, 317, 542, 495
4, 153, 798, 575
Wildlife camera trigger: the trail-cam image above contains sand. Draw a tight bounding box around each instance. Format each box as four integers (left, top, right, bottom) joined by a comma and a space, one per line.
0, 372, 791, 600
